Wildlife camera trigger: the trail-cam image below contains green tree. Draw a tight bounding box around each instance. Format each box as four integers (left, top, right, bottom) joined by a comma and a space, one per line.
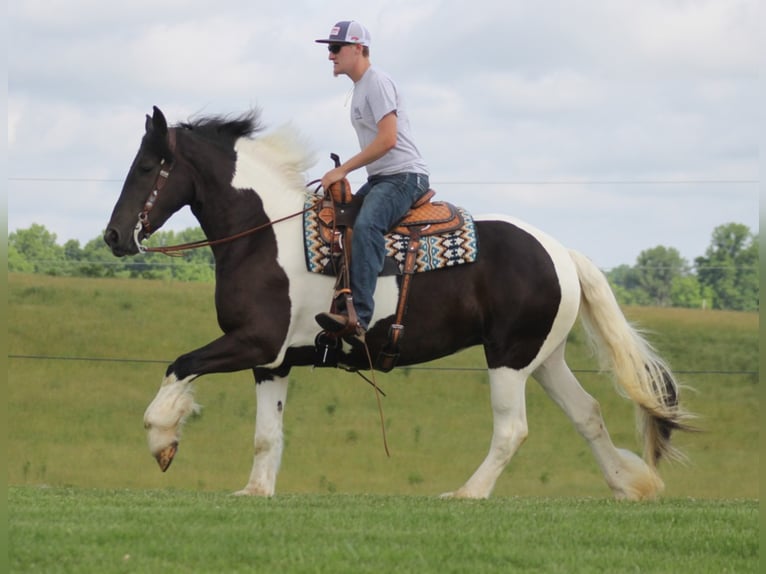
607, 264, 651, 306
695, 223, 759, 311
670, 275, 713, 309
63, 239, 82, 261
8, 243, 34, 273
8, 224, 217, 280
8, 224, 65, 275
79, 237, 129, 278
138, 228, 215, 281
634, 246, 688, 307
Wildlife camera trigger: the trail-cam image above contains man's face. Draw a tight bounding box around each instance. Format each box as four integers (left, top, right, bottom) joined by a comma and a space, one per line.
327, 43, 360, 77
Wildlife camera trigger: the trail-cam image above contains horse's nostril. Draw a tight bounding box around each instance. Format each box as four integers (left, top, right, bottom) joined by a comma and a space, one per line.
104, 228, 120, 248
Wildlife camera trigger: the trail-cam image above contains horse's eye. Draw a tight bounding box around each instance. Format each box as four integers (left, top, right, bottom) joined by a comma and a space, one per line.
138, 163, 154, 173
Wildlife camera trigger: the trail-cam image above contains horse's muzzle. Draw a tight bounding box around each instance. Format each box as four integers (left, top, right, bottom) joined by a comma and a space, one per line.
103, 227, 138, 257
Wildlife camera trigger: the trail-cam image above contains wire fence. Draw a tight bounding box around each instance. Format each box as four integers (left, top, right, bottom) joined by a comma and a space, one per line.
7, 353, 758, 377
9, 176, 761, 185
11, 258, 760, 272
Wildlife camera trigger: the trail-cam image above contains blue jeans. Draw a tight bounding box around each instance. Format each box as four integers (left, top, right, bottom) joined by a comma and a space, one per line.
351, 172, 430, 330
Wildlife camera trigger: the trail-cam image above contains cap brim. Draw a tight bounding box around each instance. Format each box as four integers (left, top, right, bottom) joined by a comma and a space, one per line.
315, 39, 362, 44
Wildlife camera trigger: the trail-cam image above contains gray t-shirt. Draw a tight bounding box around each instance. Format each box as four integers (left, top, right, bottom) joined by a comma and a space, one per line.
350, 65, 429, 177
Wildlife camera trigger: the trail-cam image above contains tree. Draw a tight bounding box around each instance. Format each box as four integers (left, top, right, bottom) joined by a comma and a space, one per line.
8, 223, 216, 281
79, 237, 127, 278
63, 239, 83, 261
695, 223, 759, 311
670, 275, 713, 309
607, 264, 652, 306
8, 224, 65, 275
8, 243, 33, 273
634, 246, 688, 307
138, 228, 215, 281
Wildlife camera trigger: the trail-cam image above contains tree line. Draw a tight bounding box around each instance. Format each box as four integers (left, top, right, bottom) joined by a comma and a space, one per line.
8, 222, 759, 311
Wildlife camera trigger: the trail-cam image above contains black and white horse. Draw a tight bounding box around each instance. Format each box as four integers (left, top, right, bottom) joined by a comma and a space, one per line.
104, 107, 691, 499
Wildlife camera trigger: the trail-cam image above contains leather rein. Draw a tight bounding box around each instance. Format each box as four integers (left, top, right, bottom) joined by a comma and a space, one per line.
132, 127, 319, 256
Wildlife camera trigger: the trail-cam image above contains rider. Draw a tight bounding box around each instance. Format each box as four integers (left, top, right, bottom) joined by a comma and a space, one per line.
314, 20, 430, 342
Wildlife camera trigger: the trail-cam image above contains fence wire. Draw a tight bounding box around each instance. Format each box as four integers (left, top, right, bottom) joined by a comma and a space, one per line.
8, 353, 758, 376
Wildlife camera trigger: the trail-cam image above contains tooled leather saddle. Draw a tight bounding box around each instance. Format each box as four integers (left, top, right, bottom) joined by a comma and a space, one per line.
316, 185, 465, 245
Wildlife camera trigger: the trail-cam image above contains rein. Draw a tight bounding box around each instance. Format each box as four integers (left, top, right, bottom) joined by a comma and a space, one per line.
138, 205, 318, 256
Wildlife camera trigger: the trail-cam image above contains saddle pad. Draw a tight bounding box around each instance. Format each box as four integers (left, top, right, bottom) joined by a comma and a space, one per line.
303, 195, 479, 275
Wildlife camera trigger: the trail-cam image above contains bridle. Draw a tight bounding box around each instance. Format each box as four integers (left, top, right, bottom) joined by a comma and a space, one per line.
131, 127, 320, 255
133, 128, 178, 252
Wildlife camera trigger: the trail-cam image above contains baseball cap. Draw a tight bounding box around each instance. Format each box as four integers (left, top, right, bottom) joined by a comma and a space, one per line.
315, 21, 371, 47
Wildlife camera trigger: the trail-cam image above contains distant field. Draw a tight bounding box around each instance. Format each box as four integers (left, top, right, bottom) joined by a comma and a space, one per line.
7, 273, 759, 499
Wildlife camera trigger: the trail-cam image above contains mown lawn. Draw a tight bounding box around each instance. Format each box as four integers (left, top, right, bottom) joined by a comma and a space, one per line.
9, 487, 759, 573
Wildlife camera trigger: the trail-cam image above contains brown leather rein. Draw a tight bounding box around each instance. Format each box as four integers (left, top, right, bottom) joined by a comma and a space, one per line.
132, 127, 320, 256
138, 204, 318, 256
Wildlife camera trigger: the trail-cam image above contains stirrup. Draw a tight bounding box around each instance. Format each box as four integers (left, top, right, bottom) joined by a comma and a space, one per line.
315, 312, 348, 333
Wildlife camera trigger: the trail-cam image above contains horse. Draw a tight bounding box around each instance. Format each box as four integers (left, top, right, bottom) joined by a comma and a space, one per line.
104, 106, 692, 500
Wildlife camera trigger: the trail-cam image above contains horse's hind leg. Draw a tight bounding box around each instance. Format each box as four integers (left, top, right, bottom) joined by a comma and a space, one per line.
533, 343, 664, 500
234, 375, 289, 496
442, 367, 529, 499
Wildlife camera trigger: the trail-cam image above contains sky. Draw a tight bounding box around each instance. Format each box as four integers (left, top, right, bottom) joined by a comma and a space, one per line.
7, 0, 762, 270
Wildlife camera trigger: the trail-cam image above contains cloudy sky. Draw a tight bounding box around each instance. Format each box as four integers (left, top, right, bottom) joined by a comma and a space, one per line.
7, 0, 761, 269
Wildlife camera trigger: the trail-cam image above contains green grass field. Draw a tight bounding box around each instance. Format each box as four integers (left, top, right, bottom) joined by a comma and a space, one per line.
8, 488, 759, 573
7, 273, 759, 571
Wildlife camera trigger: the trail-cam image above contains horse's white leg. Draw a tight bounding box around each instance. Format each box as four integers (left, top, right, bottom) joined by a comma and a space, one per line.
144, 373, 200, 471
534, 343, 664, 500
234, 376, 289, 496
443, 367, 528, 499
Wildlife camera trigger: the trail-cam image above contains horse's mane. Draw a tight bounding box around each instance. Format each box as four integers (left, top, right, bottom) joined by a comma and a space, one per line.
178, 110, 264, 149
178, 110, 316, 187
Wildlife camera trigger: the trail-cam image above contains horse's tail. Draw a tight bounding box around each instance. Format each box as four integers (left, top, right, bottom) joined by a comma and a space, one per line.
569, 249, 694, 467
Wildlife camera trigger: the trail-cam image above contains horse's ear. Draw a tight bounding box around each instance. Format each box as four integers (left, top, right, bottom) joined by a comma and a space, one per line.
151, 106, 168, 137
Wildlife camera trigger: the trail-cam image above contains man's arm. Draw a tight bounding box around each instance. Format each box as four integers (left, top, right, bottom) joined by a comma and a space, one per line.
321, 112, 397, 189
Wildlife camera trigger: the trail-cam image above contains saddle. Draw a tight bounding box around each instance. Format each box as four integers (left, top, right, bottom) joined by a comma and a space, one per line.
314, 169, 464, 372
316, 186, 465, 244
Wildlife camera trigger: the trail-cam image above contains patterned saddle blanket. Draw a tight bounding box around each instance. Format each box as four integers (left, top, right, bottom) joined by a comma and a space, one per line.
302, 194, 479, 276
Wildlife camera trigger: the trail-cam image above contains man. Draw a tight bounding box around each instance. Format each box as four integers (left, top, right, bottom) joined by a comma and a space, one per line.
314, 20, 430, 342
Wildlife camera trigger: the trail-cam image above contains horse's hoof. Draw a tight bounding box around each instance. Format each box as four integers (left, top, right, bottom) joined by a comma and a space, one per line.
439, 488, 486, 500
155, 442, 178, 472
232, 486, 273, 497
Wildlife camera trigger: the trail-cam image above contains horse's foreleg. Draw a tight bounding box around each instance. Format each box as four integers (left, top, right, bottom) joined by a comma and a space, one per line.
144, 333, 279, 473
143, 372, 200, 471
234, 375, 289, 496
442, 367, 529, 499
534, 343, 664, 500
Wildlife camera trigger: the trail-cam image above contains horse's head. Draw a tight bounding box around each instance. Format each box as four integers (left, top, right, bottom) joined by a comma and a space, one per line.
105, 106, 313, 257
104, 106, 195, 256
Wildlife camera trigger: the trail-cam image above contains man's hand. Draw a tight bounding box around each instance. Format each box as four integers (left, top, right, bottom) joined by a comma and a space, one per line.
321, 166, 348, 190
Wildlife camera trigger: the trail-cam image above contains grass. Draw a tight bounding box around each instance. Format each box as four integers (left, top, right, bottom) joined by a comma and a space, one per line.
9, 487, 759, 573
